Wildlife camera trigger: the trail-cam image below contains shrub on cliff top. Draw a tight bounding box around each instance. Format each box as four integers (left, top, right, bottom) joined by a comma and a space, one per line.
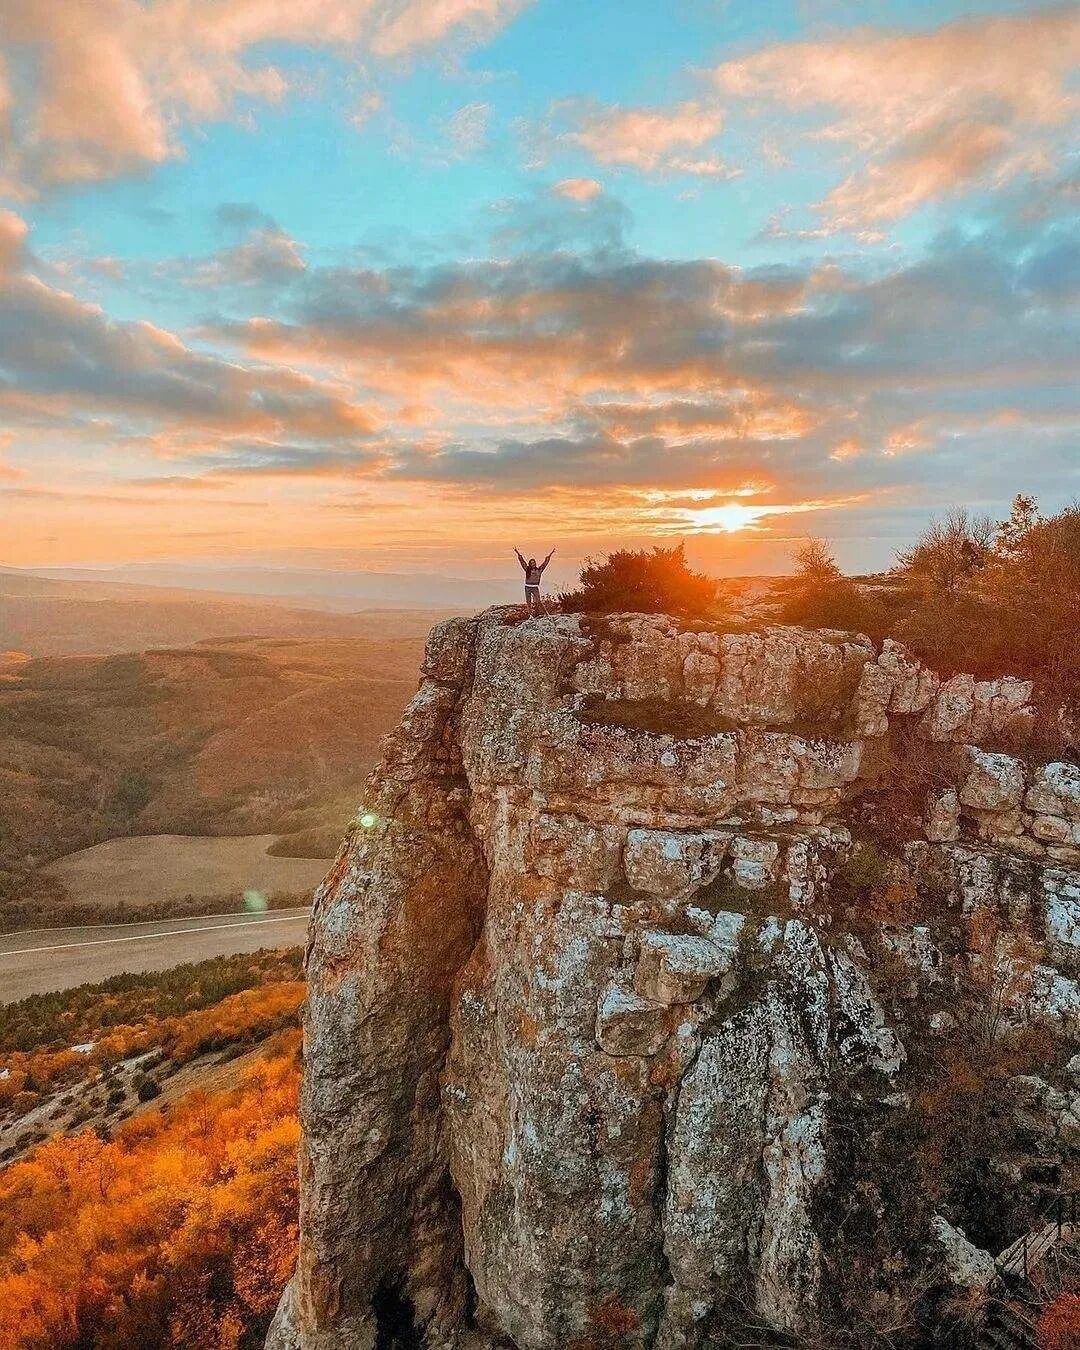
896, 508, 995, 594
779, 539, 882, 635
777, 542, 869, 631
895, 497, 1080, 710
559, 544, 721, 618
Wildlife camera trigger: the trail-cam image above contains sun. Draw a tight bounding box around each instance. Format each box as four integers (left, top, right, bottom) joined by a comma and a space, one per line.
686, 503, 770, 533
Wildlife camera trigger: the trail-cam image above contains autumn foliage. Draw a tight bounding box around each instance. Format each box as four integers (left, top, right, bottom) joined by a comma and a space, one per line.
0, 980, 304, 1121
0, 1033, 300, 1349
1038, 1292, 1080, 1350
895, 497, 1080, 708
781, 497, 1080, 753
0, 951, 304, 1123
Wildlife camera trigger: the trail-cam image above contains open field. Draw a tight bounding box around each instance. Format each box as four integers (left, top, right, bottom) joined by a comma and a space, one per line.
0, 629, 424, 927
45, 833, 330, 908
0, 909, 310, 1001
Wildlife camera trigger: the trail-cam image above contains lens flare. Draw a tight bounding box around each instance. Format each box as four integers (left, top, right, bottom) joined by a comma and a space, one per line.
243, 889, 268, 912
359, 812, 378, 829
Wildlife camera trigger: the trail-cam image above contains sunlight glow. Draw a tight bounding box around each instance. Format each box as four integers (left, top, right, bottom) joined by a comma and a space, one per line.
680, 503, 772, 533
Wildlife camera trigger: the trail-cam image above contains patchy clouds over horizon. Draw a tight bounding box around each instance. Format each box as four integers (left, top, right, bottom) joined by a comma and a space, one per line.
1, 0, 1077, 575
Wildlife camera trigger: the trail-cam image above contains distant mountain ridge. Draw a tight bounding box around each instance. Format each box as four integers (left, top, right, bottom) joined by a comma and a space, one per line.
26, 563, 514, 611
0, 566, 463, 656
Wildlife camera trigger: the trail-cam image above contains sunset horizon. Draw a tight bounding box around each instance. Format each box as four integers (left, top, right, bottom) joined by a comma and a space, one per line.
3, 0, 1076, 579
1, 4, 1079, 1344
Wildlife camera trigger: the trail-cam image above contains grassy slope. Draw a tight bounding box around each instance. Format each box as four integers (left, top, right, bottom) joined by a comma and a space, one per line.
0, 631, 429, 924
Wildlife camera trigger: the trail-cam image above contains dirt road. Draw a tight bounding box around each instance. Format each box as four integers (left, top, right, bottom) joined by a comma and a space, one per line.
0, 909, 311, 1002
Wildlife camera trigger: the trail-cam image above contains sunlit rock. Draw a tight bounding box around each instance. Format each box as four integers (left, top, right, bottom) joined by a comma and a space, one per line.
270, 608, 1079, 1350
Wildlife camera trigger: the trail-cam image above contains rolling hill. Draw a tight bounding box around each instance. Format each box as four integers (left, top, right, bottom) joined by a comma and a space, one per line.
0, 566, 453, 657
0, 629, 432, 928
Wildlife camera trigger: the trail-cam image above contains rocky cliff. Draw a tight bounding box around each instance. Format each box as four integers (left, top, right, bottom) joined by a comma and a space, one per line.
268, 609, 1079, 1349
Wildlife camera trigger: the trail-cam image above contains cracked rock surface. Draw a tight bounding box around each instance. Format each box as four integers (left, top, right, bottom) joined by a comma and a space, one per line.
268, 609, 1078, 1349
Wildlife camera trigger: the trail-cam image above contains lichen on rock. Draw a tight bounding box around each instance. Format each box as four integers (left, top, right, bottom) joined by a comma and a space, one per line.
269, 608, 1079, 1349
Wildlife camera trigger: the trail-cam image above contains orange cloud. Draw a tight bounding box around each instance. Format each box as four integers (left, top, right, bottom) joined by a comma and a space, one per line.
553, 177, 602, 202
0, 214, 380, 447
0, 210, 28, 274
0, 0, 532, 189
177, 228, 307, 288
646, 492, 863, 537
713, 5, 1080, 226
4, 190, 1076, 568
824, 119, 1013, 230
591, 396, 818, 443
882, 425, 931, 457
370, 0, 530, 57
548, 99, 734, 177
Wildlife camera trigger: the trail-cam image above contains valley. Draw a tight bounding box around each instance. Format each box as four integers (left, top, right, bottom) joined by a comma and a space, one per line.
0, 617, 433, 931
44, 833, 330, 911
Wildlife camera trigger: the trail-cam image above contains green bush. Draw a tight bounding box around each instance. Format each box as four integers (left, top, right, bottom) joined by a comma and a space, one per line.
780, 540, 878, 633
559, 544, 722, 618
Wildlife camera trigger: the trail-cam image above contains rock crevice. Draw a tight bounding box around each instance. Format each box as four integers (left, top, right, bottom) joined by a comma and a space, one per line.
270, 609, 1078, 1349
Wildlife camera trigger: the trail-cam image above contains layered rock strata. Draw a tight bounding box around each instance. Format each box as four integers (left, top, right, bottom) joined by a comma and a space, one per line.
269, 610, 1079, 1350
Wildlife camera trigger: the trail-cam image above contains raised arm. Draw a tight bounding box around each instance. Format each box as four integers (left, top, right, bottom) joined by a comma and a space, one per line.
540, 548, 555, 573
514, 548, 527, 572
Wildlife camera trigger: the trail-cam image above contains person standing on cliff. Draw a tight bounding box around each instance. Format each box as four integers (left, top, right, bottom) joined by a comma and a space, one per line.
515, 547, 554, 616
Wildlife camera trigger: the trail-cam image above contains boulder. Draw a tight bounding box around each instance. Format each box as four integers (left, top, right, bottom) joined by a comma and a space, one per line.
929, 1216, 995, 1290
1043, 867, 1080, 972
1027, 762, 1080, 820
596, 981, 671, 1056
731, 835, 781, 889
925, 674, 1033, 743
959, 748, 1026, 813
634, 931, 737, 1005
624, 828, 729, 898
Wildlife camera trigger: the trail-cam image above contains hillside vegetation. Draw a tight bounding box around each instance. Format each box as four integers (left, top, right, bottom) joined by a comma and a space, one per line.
0, 952, 306, 1348
778, 497, 1079, 723
0, 949, 304, 1138
0, 1032, 300, 1349
0, 634, 425, 927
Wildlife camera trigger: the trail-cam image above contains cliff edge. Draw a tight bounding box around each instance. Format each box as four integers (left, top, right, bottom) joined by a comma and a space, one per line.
268, 608, 1079, 1349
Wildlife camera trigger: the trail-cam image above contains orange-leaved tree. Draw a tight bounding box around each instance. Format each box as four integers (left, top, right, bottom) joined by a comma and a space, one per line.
0, 1032, 300, 1350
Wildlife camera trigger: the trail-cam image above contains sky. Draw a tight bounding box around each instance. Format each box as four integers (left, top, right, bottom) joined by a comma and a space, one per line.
0, 0, 1077, 581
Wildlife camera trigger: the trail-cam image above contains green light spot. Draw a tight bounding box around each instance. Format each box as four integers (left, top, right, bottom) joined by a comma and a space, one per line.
359, 812, 378, 829
243, 889, 268, 912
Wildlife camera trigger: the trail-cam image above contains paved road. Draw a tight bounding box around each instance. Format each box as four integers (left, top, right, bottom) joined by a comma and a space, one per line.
0, 908, 311, 1002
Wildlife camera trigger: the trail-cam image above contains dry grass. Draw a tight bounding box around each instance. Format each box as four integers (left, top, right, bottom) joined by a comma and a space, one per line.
44, 834, 330, 909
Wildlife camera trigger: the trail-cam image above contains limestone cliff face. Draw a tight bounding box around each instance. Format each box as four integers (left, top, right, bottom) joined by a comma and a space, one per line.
268, 610, 1079, 1350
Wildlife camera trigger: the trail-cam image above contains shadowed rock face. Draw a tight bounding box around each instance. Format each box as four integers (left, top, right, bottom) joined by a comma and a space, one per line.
268, 610, 1079, 1350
